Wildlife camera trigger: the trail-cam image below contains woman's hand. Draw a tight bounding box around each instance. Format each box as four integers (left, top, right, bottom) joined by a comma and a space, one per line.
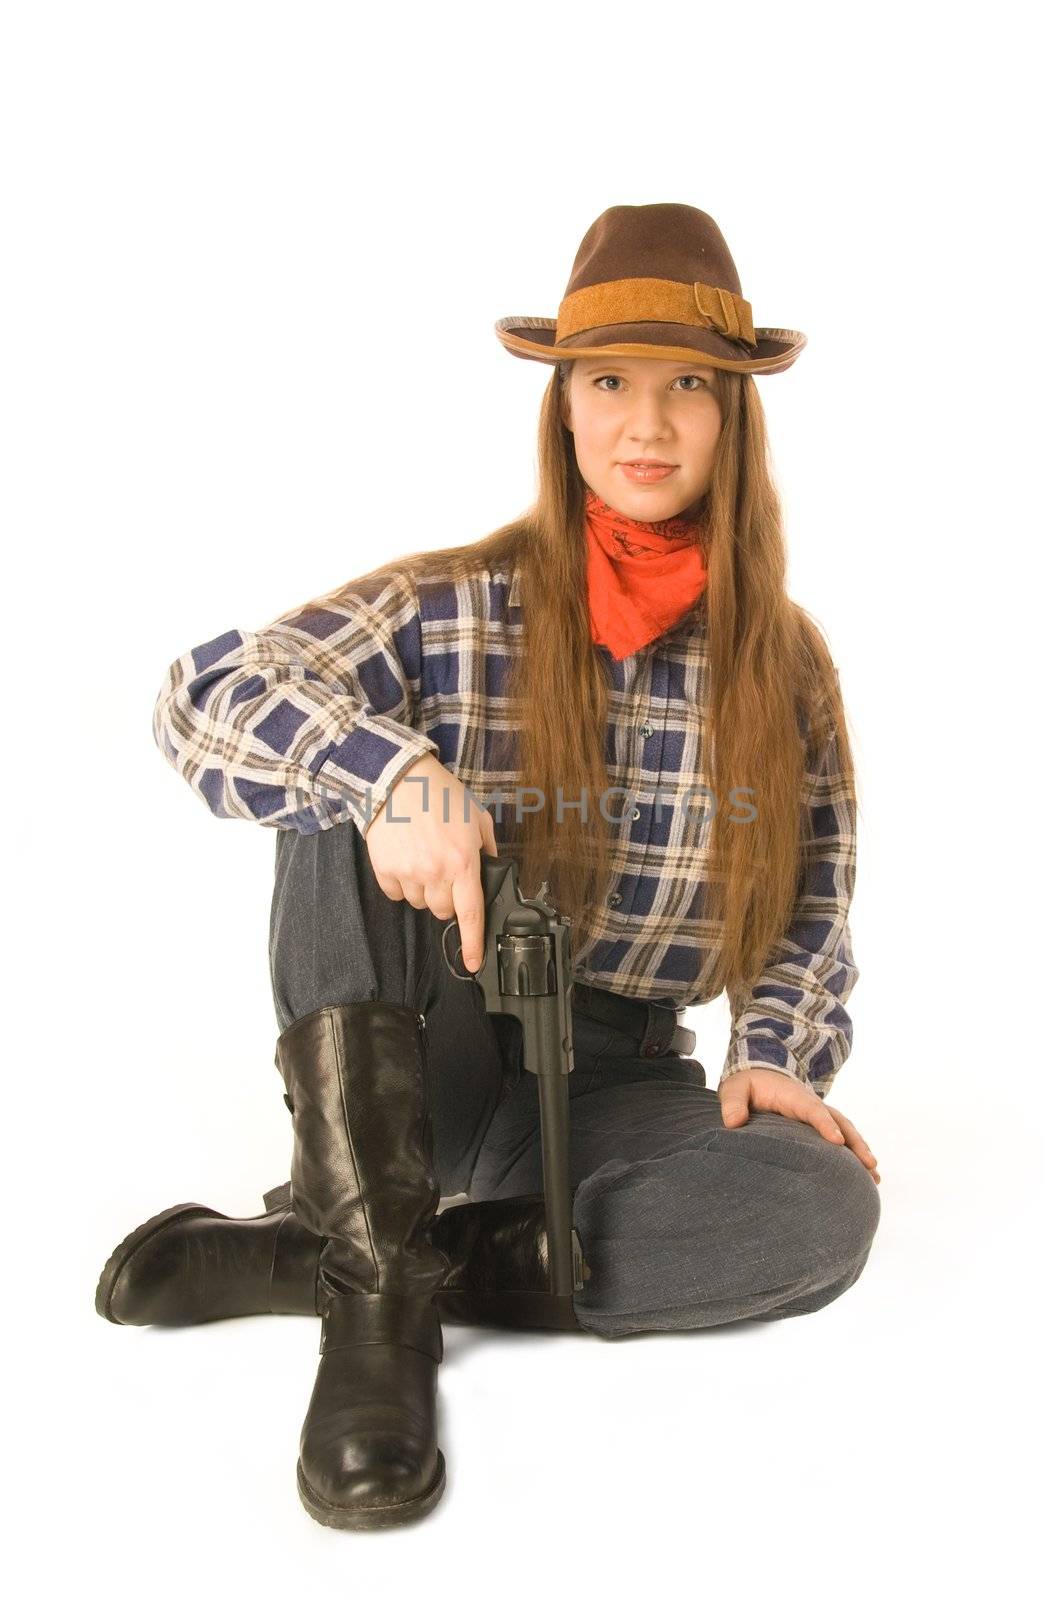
365, 752, 497, 973
718, 1067, 880, 1184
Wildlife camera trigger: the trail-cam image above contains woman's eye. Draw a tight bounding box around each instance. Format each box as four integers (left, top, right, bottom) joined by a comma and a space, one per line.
593, 375, 706, 392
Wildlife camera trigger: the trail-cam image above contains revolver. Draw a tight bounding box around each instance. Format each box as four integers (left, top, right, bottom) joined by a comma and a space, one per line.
441, 851, 586, 1310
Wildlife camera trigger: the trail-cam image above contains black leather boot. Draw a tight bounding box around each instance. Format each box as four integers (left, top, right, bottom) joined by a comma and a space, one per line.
96, 1186, 592, 1332
275, 1001, 451, 1530
434, 1194, 591, 1331
95, 1195, 320, 1325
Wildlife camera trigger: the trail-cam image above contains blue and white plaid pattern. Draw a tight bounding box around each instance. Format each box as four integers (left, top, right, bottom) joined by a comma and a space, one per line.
153, 562, 858, 1099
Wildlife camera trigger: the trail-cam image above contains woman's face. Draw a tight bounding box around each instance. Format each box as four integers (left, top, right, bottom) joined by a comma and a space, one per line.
561, 354, 722, 521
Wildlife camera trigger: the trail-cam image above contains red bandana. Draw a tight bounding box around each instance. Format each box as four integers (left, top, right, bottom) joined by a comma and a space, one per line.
584, 486, 709, 661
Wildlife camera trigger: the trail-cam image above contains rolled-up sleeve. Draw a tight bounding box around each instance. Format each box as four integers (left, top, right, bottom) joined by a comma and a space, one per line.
721, 703, 859, 1101
152, 569, 440, 836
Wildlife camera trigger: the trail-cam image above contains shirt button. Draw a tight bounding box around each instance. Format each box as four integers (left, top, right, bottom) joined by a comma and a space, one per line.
631, 807, 640, 820
607, 892, 622, 907
639, 723, 653, 738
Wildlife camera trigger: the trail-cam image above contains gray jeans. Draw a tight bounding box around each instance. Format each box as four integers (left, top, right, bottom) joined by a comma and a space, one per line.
268, 822, 881, 1339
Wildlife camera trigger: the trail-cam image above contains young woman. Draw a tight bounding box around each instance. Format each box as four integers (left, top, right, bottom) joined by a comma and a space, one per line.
95, 203, 881, 1531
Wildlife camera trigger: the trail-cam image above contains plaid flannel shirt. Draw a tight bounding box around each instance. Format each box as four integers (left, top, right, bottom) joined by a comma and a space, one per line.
153, 560, 859, 1099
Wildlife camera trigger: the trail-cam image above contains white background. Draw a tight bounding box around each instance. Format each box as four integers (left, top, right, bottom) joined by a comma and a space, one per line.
4, 2, 1039, 1593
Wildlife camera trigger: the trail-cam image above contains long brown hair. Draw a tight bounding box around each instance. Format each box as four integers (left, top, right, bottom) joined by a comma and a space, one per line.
321, 361, 858, 995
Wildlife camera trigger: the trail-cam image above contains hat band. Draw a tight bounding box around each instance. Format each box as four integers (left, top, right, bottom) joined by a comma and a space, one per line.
555, 276, 757, 350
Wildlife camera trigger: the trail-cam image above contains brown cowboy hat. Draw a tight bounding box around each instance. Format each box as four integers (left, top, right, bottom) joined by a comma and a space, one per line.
496, 203, 805, 375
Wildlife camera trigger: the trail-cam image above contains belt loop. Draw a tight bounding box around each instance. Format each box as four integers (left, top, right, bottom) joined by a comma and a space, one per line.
639, 1000, 680, 1058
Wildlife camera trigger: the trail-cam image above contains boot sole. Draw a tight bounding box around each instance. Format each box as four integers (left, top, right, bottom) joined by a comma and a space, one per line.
94, 1203, 223, 1324
296, 1450, 446, 1530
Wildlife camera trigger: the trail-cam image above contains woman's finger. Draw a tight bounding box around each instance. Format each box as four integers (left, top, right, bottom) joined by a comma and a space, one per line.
780, 1091, 846, 1145
801, 1094, 847, 1144
424, 880, 456, 921
828, 1108, 879, 1174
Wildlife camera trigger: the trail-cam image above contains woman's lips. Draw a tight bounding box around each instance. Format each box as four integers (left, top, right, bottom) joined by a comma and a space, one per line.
619, 462, 678, 483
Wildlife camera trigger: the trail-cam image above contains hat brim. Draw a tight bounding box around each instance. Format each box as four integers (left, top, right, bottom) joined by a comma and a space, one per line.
495, 316, 805, 374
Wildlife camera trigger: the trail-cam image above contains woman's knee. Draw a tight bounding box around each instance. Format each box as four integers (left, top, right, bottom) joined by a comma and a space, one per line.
572, 1127, 881, 1300
709, 1119, 882, 1276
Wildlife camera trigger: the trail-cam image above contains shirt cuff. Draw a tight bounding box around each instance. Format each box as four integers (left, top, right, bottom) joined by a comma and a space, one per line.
719, 1038, 806, 1091
311, 725, 440, 836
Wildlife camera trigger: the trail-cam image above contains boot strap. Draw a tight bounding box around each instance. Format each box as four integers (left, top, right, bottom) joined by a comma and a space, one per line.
320, 1292, 443, 1364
